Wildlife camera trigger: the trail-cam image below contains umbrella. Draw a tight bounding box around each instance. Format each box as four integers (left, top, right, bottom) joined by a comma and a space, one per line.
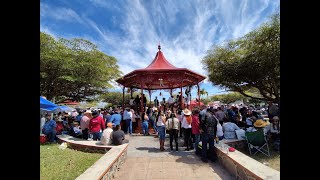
40, 96, 59, 112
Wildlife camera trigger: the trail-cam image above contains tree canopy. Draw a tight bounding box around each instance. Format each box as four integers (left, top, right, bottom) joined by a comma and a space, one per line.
202, 14, 280, 104
211, 91, 264, 105
211, 92, 244, 104
40, 32, 122, 101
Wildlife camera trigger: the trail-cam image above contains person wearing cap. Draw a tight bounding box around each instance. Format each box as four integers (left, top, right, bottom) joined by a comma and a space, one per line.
89, 110, 106, 141
80, 110, 92, 140
100, 123, 114, 145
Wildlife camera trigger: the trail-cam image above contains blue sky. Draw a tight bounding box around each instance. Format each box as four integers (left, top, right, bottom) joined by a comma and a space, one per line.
40, 0, 279, 101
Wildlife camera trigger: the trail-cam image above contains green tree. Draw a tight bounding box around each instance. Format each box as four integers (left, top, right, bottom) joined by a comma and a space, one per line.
202, 14, 280, 104
40, 32, 122, 101
211, 92, 245, 104
199, 88, 208, 98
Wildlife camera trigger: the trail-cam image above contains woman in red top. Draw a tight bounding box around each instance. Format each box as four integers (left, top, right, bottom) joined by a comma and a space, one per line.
89, 111, 106, 140
191, 108, 201, 154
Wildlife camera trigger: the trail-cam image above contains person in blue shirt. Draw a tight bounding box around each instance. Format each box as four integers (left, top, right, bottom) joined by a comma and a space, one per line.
42, 114, 57, 143
75, 111, 83, 123
109, 109, 122, 129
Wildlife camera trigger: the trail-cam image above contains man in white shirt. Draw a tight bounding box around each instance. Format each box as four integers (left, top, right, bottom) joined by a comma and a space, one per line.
100, 123, 114, 145
123, 107, 133, 135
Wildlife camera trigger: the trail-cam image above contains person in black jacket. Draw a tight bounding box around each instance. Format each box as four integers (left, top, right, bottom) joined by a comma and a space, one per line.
200, 108, 218, 163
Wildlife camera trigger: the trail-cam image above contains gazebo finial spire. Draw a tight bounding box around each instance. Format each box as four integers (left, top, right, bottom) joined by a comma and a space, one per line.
158, 41, 161, 51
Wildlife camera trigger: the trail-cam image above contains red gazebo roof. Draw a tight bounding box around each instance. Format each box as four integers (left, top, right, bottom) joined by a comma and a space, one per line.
116, 45, 206, 90
145, 48, 177, 69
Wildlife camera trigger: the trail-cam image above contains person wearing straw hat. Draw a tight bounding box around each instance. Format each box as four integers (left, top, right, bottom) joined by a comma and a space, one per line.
182, 108, 193, 151
80, 110, 92, 140
247, 119, 268, 135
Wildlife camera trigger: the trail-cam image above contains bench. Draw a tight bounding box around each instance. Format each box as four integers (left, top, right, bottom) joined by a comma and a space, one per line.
215, 139, 280, 180
56, 135, 129, 180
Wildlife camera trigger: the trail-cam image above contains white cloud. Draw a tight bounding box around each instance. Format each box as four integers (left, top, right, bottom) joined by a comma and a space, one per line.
41, 0, 279, 88
40, 2, 86, 25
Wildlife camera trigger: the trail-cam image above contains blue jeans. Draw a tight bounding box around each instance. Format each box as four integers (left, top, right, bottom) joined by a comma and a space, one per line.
142, 121, 149, 135
150, 118, 158, 133
157, 126, 166, 140
126, 119, 132, 134
201, 133, 215, 160
194, 134, 200, 150
45, 130, 56, 142
92, 132, 102, 141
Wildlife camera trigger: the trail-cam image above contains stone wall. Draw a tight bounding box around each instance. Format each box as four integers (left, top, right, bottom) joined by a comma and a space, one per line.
215, 140, 280, 180
56, 135, 129, 180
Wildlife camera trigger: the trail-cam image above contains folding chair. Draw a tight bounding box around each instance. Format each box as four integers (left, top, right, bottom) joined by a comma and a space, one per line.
245, 130, 270, 157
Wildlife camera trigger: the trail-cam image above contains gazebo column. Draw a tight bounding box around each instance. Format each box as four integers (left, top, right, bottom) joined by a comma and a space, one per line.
122, 86, 125, 113
130, 87, 133, 98
197, 83, 201, 107
148, 90, 152, 107
138, 83, 144, 134
140, 88, 144, 113
180, 86, 184, 109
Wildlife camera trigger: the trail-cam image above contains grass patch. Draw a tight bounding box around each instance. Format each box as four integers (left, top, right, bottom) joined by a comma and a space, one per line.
40, 143, 104, 180
236, 142, 280, 171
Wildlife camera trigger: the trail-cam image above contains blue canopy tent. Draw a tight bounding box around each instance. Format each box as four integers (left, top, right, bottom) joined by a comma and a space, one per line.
56, 105, 75, 113
40, 96, 59, 112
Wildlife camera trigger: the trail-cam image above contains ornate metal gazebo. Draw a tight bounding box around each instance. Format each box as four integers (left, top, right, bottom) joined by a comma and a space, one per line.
116, 45, 206, 113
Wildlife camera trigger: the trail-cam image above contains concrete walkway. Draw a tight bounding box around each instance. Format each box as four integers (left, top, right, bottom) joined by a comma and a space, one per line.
114, 135, 235, 180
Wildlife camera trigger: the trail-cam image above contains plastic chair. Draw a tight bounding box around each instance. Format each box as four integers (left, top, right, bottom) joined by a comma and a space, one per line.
245, 130, 270, 157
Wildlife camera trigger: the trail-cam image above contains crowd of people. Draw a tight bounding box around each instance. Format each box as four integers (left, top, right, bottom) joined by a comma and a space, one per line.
40, 108, 130, 146
40, 99, 280, 162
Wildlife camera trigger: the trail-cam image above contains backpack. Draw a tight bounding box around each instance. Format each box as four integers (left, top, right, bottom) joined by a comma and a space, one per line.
204, 112, 217, 135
